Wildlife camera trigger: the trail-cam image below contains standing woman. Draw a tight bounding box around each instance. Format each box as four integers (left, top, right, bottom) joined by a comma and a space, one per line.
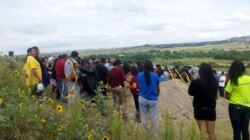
126, 66, 140, 122
225, 60, 250, 140
188, 63, 218, 140
137, 60, 160, 136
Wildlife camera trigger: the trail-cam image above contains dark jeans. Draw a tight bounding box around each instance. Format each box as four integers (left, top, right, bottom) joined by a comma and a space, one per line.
229, 104, 250, 140
56, 78, 68, 101
218, 86, 224, 97
133, 94, 140, 121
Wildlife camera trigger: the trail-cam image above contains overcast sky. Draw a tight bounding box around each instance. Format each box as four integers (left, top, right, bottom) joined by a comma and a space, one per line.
1, 0, 250, 54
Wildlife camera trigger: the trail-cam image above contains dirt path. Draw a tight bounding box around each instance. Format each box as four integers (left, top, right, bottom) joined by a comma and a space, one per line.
124, 79, 229, 121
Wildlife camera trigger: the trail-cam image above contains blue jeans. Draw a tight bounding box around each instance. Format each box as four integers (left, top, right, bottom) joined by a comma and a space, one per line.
139, 96, 158, 136
56, 78, 68, 100
66, 81, 80, 104
229, 104, 250, 140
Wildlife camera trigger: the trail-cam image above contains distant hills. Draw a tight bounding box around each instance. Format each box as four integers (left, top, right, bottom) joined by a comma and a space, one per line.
130, 36, 250, 49
42, 36, 250, 56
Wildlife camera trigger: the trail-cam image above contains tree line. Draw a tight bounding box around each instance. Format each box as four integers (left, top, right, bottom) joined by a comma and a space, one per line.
86, 49, 250, 62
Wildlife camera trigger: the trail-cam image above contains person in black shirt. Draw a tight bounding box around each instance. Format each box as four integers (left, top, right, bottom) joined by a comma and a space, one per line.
79, 59, 98, 98
95, 58, 108, 96
188, 63, 218, 140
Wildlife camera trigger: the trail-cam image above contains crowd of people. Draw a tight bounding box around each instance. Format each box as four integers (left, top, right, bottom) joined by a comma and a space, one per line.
6, 46, 249, 139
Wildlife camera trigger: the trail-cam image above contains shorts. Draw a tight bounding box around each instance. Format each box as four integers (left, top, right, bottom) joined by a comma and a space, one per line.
194, 107, 216, 121
50, 78, 57, 86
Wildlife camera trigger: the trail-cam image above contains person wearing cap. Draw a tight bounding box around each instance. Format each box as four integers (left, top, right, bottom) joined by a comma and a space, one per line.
25, 48, 43, 96
64, 51, 80, 103
8, 51, 17, 70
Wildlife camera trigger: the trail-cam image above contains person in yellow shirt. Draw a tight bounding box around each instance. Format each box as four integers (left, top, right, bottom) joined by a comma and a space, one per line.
23, 48, 32, 86
24, 48, 43, 96
225, 60, 250, 140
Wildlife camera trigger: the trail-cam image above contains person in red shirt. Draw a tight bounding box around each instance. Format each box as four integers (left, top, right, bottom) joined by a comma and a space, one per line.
108, 59, 127, 119
55, 54, 68, 101
126, 66, 140, 122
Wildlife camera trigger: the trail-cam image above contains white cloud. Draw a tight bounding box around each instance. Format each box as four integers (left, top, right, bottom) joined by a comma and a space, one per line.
0, 0, 250, 54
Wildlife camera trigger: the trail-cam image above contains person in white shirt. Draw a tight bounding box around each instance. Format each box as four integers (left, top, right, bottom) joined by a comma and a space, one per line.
218, 71, 226, 97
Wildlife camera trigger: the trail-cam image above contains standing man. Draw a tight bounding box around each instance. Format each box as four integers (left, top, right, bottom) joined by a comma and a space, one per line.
8, 51, 17, 70
32, 46, 49, 87
55, 54, 68, 101
64, 51, 80, 103
96, 58, 108, 96
25, 48, 43, 96
108, 59, 127, 119
218, 71, 226, 97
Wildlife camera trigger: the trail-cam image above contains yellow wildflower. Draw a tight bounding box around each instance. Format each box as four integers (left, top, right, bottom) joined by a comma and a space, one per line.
113, 110, 120, 116
31, 95, 35, 100
0, 97, 3, 105
102, 136, 110, 140
41, 118, 46, 123
107, 95, 112, 100
57, 125, 63, 131
28, 87, 31, 94
80, 99, 86, 106
56, 105, 63, 113
18, 88, 21, 95
48, 98, 54, 104
19, 103, 22, 110
88, 134, 93, 140
83, 124, 89, 132
81, 105, 86, 111
91, 103, 96, 108
21, 90, 25, 94
95, 112, 101, 118
14, 70, 20, 77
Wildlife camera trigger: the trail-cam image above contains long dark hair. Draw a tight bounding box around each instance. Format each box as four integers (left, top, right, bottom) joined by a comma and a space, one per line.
228, 60, 245, 85
130, 66, 138, 76
199, 63, 218, 100
144, 60, 154, 86
122, 62, 130, 75
136, 61, 144, 72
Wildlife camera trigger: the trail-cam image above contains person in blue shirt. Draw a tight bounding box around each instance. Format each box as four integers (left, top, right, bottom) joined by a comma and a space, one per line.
137, 60, 160, 136
213, 70, 220, 82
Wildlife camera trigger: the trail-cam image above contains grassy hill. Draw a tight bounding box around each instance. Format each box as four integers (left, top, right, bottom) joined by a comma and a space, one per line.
40, 36, 250, 57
